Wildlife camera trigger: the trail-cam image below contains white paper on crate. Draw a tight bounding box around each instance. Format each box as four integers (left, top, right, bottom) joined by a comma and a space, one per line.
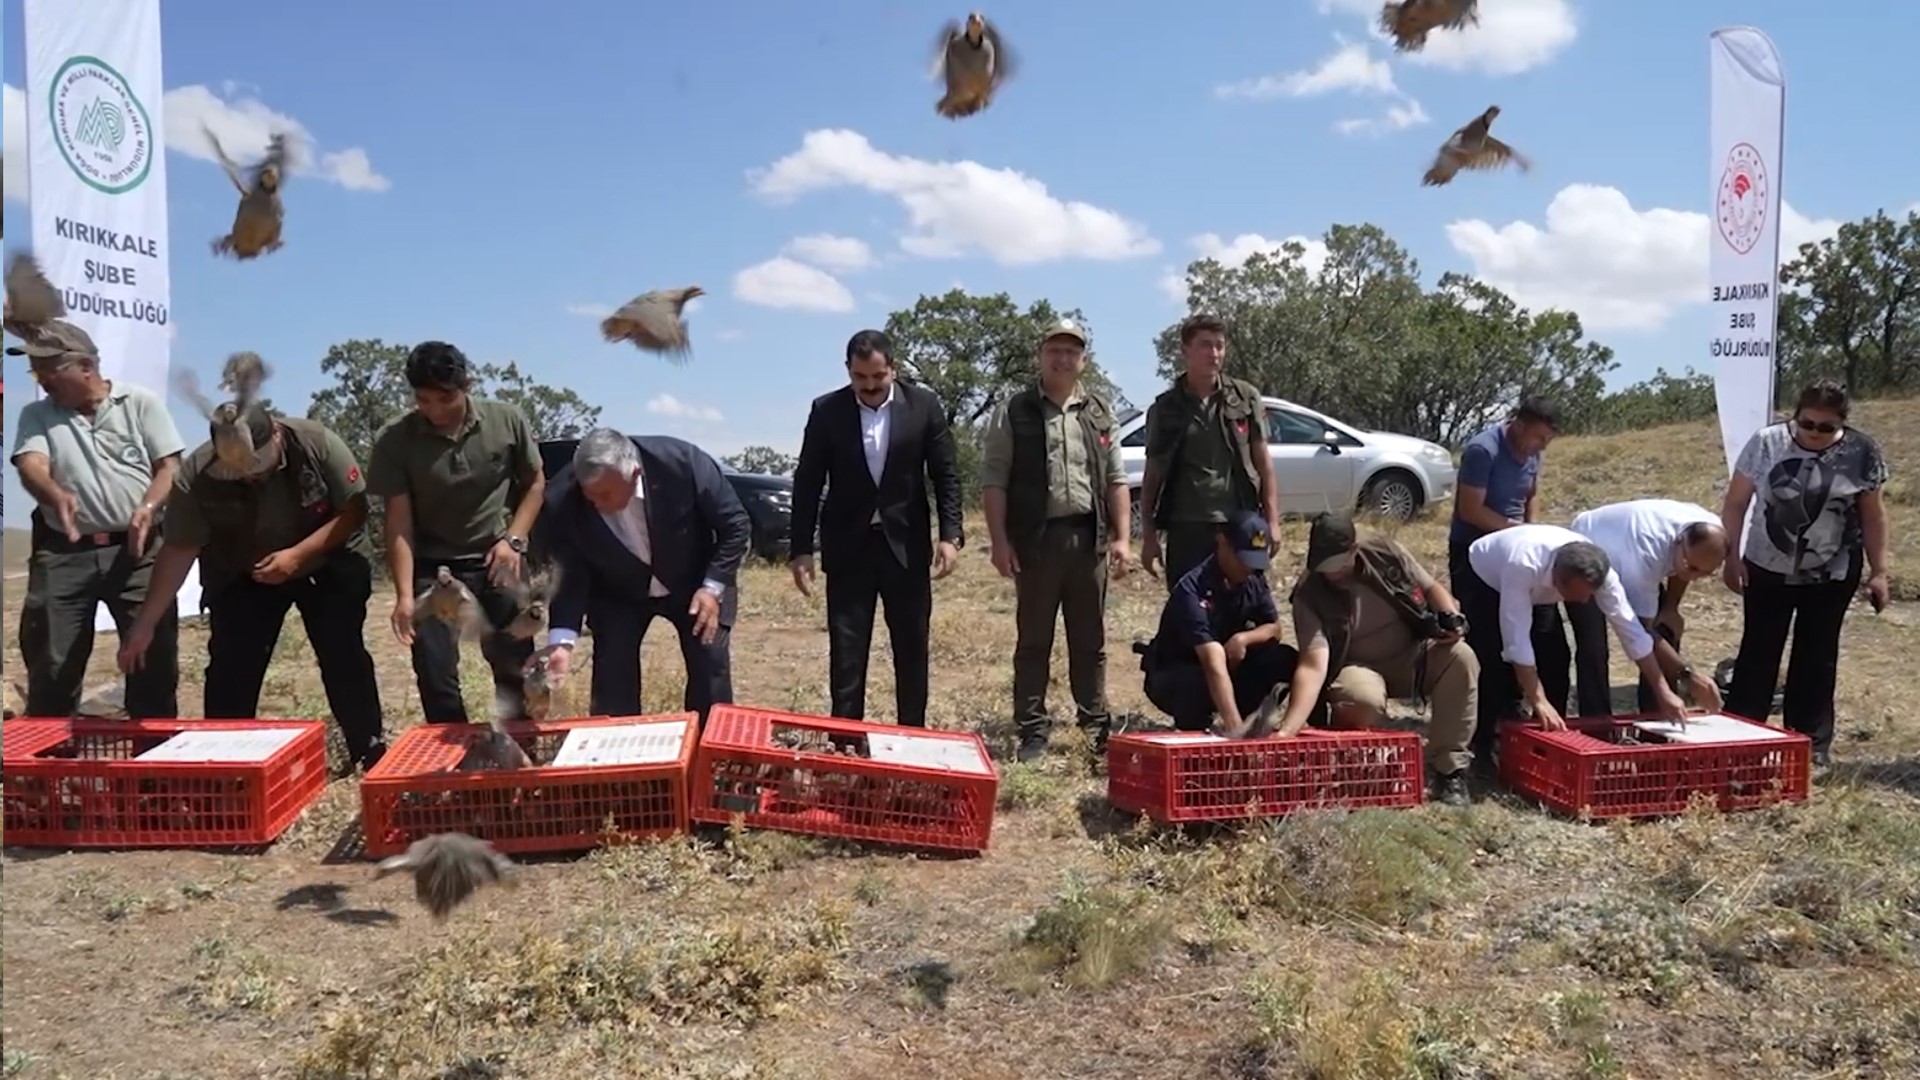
867, 732, 991, 774
135, 728, 305, 763
549, 722, 688, 767
1632, 713, 1797, 744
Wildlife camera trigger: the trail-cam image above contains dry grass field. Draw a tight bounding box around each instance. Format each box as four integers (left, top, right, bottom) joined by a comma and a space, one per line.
4, 401, 1919, 1080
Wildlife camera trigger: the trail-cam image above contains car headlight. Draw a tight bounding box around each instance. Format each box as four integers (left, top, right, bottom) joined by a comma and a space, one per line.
1420, 444, 1451, 461
760, 489, 792, 509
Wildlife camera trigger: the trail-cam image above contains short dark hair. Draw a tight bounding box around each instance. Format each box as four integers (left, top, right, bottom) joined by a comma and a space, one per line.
1179, 314, 1228, 345
846, 329, 894, 366
1513, 395, 1561, 431
1551, 541, 1611, 588
1794, 378, 1849, 421
405, 341, 473, 392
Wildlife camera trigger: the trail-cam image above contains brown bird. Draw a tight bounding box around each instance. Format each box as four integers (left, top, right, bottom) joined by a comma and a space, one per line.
1233, 684, 1289, 740
480, 689, 536, 769
931, 12, 1017, 119
173, 352, 274, 479
1379, 0, 1480, 54
519, 645, 566, 723
601, 286, 704, 362
1422, 106, 1530, 187
4, 253, 66, 339
414, 566, 490, 641
499, 563, 562, 641
206, 124, 291, 260
373, 832, 519, 921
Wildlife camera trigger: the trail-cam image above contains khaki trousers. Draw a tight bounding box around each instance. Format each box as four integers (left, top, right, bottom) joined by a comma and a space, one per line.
1325, 639, 1480, 775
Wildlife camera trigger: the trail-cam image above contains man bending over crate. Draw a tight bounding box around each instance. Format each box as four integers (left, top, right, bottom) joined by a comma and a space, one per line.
1138, 509, 1298, 737
1462, 524, 1692, 767
1270, 512, 1480, 806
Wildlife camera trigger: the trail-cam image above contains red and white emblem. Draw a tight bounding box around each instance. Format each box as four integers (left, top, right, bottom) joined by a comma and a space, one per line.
1716, 142, 1769, 256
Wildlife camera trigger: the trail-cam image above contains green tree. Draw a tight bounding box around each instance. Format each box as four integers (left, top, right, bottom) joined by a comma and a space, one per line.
724, 446, 798, 476
1777, 207, 1920, 396
1586, 367, 1718, 434
1153, 224, 1616, 445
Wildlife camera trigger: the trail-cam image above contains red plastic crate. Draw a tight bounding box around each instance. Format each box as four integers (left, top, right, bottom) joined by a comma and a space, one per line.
689, 704, 999, 854
1497, 711, 1812, 820
1106, 728, 1426, 823
1, 717, 328, 848
359, 713, 697, 859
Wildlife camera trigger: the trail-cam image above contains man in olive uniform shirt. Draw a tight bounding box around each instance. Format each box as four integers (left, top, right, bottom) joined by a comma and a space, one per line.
9, 320, 185, 719
367, 341, 546, 724
1137, 313, 1281, 590
117, 403, 389, 770
981, 318, 1133, 762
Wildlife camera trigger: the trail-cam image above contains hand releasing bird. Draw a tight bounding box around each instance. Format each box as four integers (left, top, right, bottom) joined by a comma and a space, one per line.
1231, 684, 1288, 740
415, 566, 490, 641
931, 12, 1017, 119
601, 286, 704, 362
499, 563, 561, 641
1422, 106, 1530, 187
4, 253, 66, 340
206, 124, 291, 260
373, 832, 519, 921
174, 352, 274, 479
1379, 0, 1480, 54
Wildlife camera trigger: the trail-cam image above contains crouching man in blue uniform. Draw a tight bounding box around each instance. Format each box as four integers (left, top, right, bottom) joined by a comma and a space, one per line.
1138, 509, 1299, 736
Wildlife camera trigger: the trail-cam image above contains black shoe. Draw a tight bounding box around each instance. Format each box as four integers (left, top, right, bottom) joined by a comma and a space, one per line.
1078, 717, 1114, 757
1016, 733, 1049, 764
1811, 749, 1831, 781
354, 741, 389, 774
1432, 769, 1471, 807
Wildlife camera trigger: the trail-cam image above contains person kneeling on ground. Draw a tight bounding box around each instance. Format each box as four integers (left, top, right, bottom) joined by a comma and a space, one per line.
1139, 509, 1298, 737
1273, 512, 1480, 806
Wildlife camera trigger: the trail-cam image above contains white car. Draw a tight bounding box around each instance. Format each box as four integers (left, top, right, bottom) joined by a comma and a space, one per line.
1115, 396, 1457, 531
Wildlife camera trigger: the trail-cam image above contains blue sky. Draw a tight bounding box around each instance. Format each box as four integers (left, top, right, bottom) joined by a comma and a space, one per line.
5, 0, 1917, 529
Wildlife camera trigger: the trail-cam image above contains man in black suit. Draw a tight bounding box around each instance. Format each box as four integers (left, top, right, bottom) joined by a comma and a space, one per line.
790, 329, 965, 728
538, 427, 752, 725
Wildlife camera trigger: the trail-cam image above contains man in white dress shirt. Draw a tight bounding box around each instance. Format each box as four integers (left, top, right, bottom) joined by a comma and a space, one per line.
1464, 524, 1691, 745
539, 428, 752, 726
1567, 499, 1730, 716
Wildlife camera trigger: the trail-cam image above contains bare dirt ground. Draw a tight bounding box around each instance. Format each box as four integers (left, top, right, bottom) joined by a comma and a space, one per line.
4, 402, 1919, 1080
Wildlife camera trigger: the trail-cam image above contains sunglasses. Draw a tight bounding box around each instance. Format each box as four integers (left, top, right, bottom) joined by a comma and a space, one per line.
1795, 417, 1841, 435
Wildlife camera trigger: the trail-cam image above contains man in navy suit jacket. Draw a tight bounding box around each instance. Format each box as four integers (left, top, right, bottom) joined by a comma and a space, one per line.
537, 428, 752, 724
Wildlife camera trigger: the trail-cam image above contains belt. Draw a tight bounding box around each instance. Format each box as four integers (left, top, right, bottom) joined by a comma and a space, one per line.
33, 523, 130, 553
1046, 513, 1097, 528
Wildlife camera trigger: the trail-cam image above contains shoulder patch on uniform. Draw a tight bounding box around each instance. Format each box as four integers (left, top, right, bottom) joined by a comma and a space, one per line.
347, 465, 361, 483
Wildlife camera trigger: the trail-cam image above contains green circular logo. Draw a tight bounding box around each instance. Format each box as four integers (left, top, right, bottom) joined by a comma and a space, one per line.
48, 54, 155, 195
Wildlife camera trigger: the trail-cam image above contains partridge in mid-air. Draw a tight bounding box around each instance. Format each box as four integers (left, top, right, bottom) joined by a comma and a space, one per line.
175, 352, 274, 478
1379, 0, 1480, 53
519, 645, 566, 724
499, 563, 562, 641
1422, 106, 1530, 187
3, 253, 65, 339
374, 832, 519, 920
931, 12, 1017, 119
206, 125, 291, 260
415, 566, 489, 641
601, 287, 704, 362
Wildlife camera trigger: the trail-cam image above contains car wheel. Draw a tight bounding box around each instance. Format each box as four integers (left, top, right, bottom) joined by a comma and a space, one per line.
1360, 470, 1420, 522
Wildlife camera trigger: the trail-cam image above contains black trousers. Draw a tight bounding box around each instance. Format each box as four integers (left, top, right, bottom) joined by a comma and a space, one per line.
1159, 521, 1220, 593
18, 520, 178, 719
204, 554, 386, 766
1726, 554, 1861, 755
587, 594, 734, 726
825, 525, 932, 727
1144, 640, 1299, 731
1451, 540, 1571, 760
409, 554, 536, 725
1565, 589, 1679, 716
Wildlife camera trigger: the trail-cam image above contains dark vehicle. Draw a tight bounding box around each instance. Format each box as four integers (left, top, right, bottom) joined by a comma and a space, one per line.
537, 438, 793, 561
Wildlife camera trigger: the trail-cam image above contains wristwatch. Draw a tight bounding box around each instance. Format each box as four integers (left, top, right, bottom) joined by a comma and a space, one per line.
505, 534, 528, 554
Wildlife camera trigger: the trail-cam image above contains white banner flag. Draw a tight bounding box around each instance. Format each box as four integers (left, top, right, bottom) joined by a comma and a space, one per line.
23, 0, 173, 394
1708, 27, 1786, 477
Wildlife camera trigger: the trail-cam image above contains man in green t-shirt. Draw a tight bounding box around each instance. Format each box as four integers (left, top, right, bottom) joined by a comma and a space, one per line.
118, 404, 389, 771
366, 342, 546, 724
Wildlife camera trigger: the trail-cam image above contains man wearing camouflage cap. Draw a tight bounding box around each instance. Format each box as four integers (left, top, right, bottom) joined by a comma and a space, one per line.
8, 320, 185, 719
116, 402, 390, 772
981, 317, 1133, 761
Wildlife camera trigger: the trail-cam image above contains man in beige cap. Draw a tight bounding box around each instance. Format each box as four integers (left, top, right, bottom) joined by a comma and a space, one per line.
8, 320, 185, 719
981, 317, 1132, 761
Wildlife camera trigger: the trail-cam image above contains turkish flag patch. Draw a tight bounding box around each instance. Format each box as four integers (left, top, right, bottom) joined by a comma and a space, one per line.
1099, 433, 1110, 447
347, 466, 361, 483
1235, 421, 1248, 434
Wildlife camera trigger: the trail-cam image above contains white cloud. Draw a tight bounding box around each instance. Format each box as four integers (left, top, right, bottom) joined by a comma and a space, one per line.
782, 233, 875, 273
1158, 232, 1334, 302
747, 129, 1159, 266
1214, 37, 1429, 137
1444, 183, 1844, 332
732, 256, 856, 313
1319, 0, 1578, 76
1215, 40, 1395, 100
2, 81, 389, 201
646, 394, 724, 424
